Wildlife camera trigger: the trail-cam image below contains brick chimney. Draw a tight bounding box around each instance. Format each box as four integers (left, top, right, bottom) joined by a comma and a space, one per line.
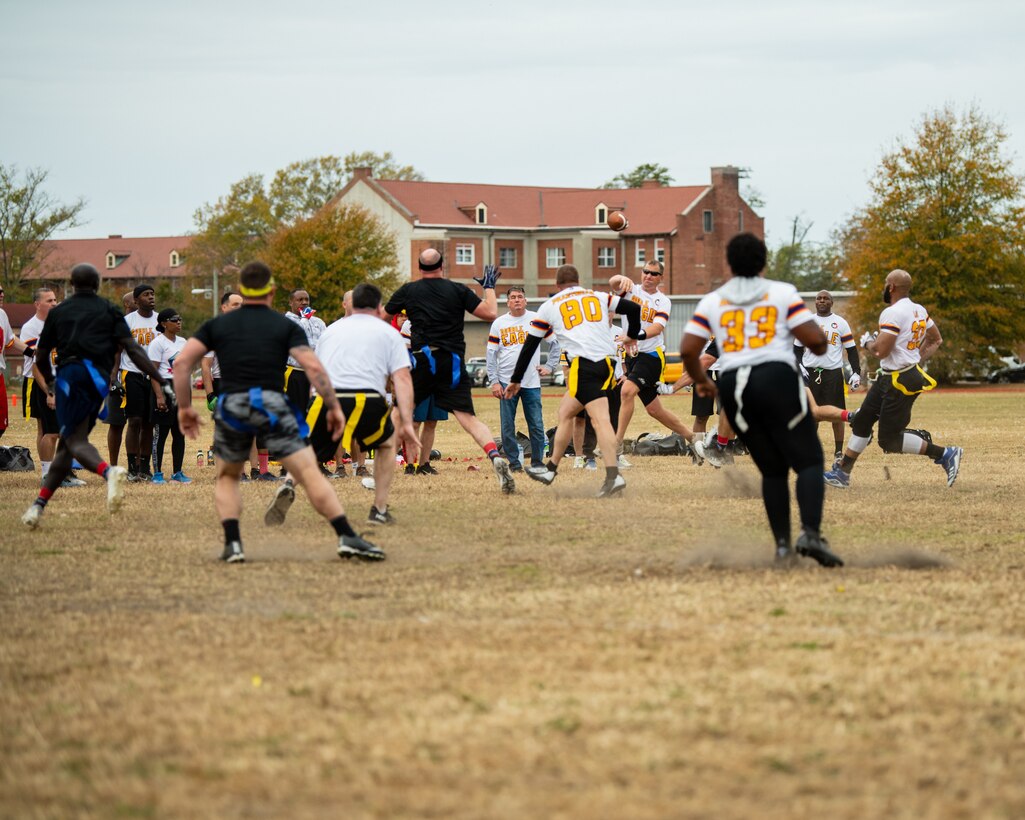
640, 179, 662, 189
710, 166, 740, 192
353, 166, 373, 180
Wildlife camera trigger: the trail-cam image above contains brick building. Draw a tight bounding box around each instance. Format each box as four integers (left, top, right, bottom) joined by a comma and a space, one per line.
331, 165, 763, 297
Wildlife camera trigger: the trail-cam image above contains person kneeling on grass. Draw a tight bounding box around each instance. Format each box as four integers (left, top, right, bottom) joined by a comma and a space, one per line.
171, 260, 383, 564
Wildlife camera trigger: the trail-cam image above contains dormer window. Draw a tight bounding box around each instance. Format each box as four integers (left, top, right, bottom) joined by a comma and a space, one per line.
476, 203, 487, 224
595, 204, 608, 224
169, 251, 181, 268
106, 252, 116, 270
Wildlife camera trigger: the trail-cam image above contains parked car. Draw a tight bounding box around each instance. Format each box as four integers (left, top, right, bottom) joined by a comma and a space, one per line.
987, 362, 1025, 384
662, 352, 683, 385
539, 351, 566, 387
465, 357, 489, 388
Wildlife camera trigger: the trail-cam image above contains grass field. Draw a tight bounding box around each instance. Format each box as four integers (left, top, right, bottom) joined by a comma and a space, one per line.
2, 386, 1024, 819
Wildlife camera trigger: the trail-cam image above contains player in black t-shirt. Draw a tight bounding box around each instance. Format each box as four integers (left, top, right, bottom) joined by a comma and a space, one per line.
21, 264, 168, 529
172, 261, 383, 564
383, 248, 515, 494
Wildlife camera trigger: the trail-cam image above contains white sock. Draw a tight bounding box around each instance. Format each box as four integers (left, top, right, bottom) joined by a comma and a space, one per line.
41, 460, 52, 479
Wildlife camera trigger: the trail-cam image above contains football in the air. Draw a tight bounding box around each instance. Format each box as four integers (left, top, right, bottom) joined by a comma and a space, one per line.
606, 211, 628, 232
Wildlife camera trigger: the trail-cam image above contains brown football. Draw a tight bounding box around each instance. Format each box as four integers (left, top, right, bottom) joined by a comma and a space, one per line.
606, 211, 628, 232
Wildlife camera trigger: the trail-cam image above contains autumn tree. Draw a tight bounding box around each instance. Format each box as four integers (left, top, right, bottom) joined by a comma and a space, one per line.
0, 164, 86, 296
602, 163, 674, 189
767, 216, 844, 292
835, 105, 1025, 380
263, 204, 401, 321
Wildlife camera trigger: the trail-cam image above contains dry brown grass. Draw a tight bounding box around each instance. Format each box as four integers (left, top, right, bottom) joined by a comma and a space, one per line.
2, 387, 1024, 819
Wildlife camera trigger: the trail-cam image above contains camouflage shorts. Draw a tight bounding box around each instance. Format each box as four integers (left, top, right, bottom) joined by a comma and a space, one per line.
213, 389, 308, 464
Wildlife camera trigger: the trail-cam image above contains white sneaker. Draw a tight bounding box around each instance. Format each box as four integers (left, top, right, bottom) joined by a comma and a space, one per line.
597, 474, 627, 498
22, 503, 42, 529
361, 476, 376, 491
264, 479, 295, 526
492, 456, 515, 494
617, 454, 632, 469
106, 466, 128, 513
573, 456, 586, 469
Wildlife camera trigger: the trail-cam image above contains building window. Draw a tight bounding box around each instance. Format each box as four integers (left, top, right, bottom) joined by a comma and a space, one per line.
476, 203, 487, 224
635, 242, 646, 267
498, 247, 517, 268
703, 210, 714, 233
545, 247, 566, 268
456, 244, 475, 265
597, 247, 616, 268
169, 251, 181, 268
595, 204, 608, 224
106, 252, 116, 269
655, 239, 665, 264
738, 209, 744, 232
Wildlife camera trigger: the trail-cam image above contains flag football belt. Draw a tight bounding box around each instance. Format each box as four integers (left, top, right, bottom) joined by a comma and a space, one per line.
55, 357, 110, 420
883, 364, 937, 396
417, 346, 462, 388
217, 387, 309, 438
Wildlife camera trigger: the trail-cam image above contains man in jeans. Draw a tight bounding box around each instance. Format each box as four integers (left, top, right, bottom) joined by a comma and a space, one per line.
487, 286, 560, 472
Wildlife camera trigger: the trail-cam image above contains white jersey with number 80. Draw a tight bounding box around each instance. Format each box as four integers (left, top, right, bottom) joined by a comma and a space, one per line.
528, 286, 622, 363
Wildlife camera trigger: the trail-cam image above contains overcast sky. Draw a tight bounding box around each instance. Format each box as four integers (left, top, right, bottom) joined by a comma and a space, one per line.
3, 0, 1023, 247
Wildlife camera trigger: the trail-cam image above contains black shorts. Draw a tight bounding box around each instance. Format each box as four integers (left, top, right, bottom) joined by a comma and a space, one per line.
54, 362, 106, 438
102, 370, 127, 426
567, 356, 615, 406
808, 367, 846, 409
284, 367, 311, 411
850, 372, 925, 447
124, 371, 154, 422
691, 371, 720, 417
411, 349, 475, 415
214, 389, 308, 463
23, 377, 59, 434
624, 351, 665, 407
307, 390, 394, 462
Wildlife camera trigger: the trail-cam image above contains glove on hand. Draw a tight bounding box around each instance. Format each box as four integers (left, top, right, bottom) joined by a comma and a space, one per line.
206, 393, 218, 411
109, 380, 125, 398
656, 382, 674, 395
860, 331, 877, 348
473, 264, 501, 290
160, 381, 176, 407
848, 373, 861, 389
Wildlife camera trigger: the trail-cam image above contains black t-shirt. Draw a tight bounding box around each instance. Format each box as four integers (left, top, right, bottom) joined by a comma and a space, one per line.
193, 305, 308, 393
37, 292, 131, 376
385, 278, 481, 355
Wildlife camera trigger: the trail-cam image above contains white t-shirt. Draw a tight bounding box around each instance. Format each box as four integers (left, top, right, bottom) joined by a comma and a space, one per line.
148, 334, 187, 380
203, 350, 220, 380
400, 319, 412, 350
21, 314, 47, 375
685, 279, 814, 373
316, 313, 410, 394
285, 311, 328, 369
619, 284, 671, 354
487, 311, 551, 389
878, 297, 934, 371
529, 286, 622, 363
121, 311, 159, 373
795, 312, 855, 369
0, 309, 13, 372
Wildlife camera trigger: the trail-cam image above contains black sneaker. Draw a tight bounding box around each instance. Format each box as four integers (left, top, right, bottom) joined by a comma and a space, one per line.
332, 465, 347, 479
239, 471, 251, 482
367, 506, 395, 525
250, 467, 260, 480
403, 463, 416, 475
355, 465, 370, 478
596, 474, 627, 498
775, 538, 798, 566
338, 533, 386, 561
264, 480, 295, 527
220, 541, 245, 563
415, 463, 439, 476
796, 530, 844, 567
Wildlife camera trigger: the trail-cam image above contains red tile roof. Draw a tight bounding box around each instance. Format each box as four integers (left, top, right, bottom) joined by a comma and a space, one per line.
25, 235, 192, 281
370, 179, 708, 235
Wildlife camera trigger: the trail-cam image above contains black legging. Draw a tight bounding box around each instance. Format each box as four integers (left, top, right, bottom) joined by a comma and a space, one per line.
154, 408, 185, 474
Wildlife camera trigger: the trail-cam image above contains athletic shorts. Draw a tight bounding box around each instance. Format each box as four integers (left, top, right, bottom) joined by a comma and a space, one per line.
807, 367, 846, 410
284, 367, 311, 412
213, 389, 308, 464
691, 371, 720, 417
307, 390, 394, 462
413, 395, 448, 423
23, 377, 59, 434
567, 356, 616, 406
124, 371, 154, 422
411, 348, 475, 415
54, 362, 106, 438
624, 351, 665, 407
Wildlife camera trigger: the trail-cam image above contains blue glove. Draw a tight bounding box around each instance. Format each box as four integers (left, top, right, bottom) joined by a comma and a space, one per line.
473, 264, 501, 290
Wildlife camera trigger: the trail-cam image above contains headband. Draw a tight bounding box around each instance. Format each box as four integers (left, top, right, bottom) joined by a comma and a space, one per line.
419, 254, 443, 272
240, 280, 274, 297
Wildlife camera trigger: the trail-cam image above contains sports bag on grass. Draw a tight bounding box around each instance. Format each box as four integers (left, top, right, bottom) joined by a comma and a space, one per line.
0, 445, 35, 472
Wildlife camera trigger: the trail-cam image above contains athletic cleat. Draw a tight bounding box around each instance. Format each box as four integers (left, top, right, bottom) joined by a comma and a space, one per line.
264, 480, 295, 526
616, 454, 632, 469
831, 456, 843, 472
367, 505, 395, 525
703, 442, 729, 469
170, 471, 192, 484
338, 533, 386, 561
774, 538, 798, 567
61, 474, 87, 488
332, 465, 347, 479
220, 541, 245, 564
151, 471, 166, 484
492, 456, 515, 494
688, 439, 705, 466
415, 463, 439, 476
106, 466, 128, 513
584, 458, 597, 470
257, 471, 279, 482
796, 530, 844, 567
833, 451, 843, 462
597, 474, 627, 498
239, 471, 251, 482
138, 472, 153, 483
573, 456, 585, 469
937, 446, 963, 487
355, 465, 371, 478
403, 463, 416, 475
361, 476, 376, 491
823, 467, 851, 488
21, 503, 43, 529
127, 471, 144, 483
526, 465, 557, 486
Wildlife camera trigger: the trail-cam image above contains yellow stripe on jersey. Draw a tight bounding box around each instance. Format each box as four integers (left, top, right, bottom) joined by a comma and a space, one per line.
601, 358, 615, 391
305, 395, 325, 430
283, 366, 295, 390
568, 357, 580, 399
342, 393, 366, 452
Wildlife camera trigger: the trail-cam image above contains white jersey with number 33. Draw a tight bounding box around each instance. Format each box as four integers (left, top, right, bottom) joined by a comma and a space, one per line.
686, 279, 814, 373
528, 286, 622, 363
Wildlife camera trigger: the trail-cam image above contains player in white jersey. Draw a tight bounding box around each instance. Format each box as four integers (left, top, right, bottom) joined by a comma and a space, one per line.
824, 269, 963, 489
119, 284, 159, 480
283, 287, 327, 413
148, 308, 190, 483
266, 283, 418, 529
794, 291, 862, 459
610, 261, 696, 462
504, 264, 642, 497
487, 286, 560, 472
682, 233, 842, 567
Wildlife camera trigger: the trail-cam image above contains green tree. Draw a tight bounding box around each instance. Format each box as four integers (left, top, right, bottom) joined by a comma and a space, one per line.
341, 150, 425, 183
0, 164, 86, 297
602, 163, 674, 189
767, 216, 844, 292
835, 105, 1025, 381
263, 204, 401, 321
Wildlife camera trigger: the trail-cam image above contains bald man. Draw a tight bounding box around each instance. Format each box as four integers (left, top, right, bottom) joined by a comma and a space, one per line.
825, 269, 963, 489
383, 249, 515, 494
